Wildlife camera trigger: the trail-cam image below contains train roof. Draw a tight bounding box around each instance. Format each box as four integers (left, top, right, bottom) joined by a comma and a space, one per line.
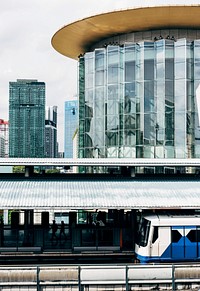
143, 213, 200, 226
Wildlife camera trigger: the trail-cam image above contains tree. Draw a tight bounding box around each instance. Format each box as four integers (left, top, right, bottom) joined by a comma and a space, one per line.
13, 166, 25, 173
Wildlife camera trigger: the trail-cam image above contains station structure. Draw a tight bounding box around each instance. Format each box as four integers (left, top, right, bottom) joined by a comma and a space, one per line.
0, 157, 199, 261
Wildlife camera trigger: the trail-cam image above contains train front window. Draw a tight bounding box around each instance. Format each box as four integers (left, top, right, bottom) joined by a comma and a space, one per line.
136, 217, 151, 247
152, 226, 158, 243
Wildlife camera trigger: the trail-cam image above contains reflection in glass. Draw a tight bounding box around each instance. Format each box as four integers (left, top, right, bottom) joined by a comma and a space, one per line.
79, 38, 199, 164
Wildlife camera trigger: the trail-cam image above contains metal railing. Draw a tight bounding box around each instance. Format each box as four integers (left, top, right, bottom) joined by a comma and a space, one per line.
1, 157, 200, 167
0, 263, 200, 290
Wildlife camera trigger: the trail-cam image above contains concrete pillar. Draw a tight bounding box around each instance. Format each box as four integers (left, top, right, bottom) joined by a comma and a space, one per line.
130, 167, 135, 177
25, 166, 34, 177
49, 210, 54, 224
24, 210, 33, 227
24, 210, 34, 246
131, 210, 137, 251
3, 210, 8, 225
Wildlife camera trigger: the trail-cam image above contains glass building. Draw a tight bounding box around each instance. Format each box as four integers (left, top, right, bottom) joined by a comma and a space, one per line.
64, 100, 78, 158
0, 119, 9, 157
9, 79, 45, 158
79, 34, 200, 160
45, 106, 58, 158
52, 5, 200, 166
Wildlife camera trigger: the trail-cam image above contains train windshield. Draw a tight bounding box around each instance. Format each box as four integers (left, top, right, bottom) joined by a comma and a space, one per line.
135, 217, 151, 247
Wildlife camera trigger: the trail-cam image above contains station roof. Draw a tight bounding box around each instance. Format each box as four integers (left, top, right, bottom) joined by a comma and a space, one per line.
51, 5, 200, 60
0, 175, 200, 211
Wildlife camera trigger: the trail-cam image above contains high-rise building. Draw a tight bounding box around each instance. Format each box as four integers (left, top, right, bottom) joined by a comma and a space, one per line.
64, 100, 78, 158
9, 79, 45, 158
52, 5, 200, 168
0, 135, 5, 158
45, 106, 58, 158
0, 119, 9, 157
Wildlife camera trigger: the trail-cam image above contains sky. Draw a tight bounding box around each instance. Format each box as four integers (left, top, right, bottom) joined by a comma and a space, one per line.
0, 0, 199, 152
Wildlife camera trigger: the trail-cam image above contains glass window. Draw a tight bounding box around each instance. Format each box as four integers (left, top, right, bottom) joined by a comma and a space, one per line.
85, 55, 94, 74
155, 41, 165, 63
81, 229, 95, 246
171, 229, 182, 243
194, 40, 200, 57
194, 63, 200, 80
125, 44, 135, 62
95, 70, 104, 86
175, 39, 186, 63
156, 62, 165, 80
135, 217, 151, 247
197, 228, 200, 241
144, 81, 154, 112
108, 85, 119, 101
125, 83, 135, 99
152, 226, 158, 244
144, 59, 154, 81
187, 229, 197, 243
175, 62, 186, 79
165, 58, 174, 80
175, 147, 187, 158
175, 113, 185, 129
125, 61, 135, 82
95, 49, 105, 69
108, 64, 118, 84
165, 81, 174, 102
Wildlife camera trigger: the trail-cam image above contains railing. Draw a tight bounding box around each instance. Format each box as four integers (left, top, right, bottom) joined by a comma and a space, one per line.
2, 157, 200, 167
0, 264, 200, 290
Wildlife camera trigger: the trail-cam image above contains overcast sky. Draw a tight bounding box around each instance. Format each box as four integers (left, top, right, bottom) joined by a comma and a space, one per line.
0, 0, 199, 151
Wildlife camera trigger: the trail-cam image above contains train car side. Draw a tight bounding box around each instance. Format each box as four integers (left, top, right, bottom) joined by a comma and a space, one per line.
135, 214, 200, 263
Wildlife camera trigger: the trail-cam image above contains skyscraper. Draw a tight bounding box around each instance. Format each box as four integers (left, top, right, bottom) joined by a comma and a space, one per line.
0, 119, 9, 157
0, 136, 5, 158
64, 100, 78, 158
9, 79, 45, 158
45, 106, 58, 158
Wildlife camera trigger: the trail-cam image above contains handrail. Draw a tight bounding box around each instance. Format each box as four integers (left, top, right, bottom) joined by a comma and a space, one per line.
0, 264, 200, 289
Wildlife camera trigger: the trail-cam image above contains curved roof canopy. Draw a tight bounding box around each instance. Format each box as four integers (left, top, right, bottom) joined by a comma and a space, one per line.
52, 5, 200, 60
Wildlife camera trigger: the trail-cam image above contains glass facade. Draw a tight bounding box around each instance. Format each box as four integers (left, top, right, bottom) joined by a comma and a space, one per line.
79, 37, 200, 160
64, 100, 78, 158
9, 79, 45, 158
45, 106, 58, 158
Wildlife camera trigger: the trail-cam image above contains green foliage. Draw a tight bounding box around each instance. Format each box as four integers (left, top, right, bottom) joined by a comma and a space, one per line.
13, 166, 25, 173
46, 169, 60, 174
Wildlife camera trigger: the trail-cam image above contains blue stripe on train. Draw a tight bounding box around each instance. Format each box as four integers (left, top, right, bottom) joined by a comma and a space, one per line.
136, 237, 200, 263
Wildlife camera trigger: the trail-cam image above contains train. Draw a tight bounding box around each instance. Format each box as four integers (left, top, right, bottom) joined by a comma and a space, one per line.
135, 213, 200, 263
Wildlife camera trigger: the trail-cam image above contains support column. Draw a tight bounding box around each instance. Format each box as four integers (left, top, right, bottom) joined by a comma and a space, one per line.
3, 210, 8, 225
131, 210, 137, 253
24, 210, 34, 246
130, 167, 135, 177
25, 166, 34, 177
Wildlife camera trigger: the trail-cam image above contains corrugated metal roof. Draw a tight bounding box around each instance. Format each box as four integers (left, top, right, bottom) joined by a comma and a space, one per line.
0, 176, 200, 210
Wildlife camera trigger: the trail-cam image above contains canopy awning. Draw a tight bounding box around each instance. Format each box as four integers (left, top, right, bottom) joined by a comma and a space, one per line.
0, 175, 199, 211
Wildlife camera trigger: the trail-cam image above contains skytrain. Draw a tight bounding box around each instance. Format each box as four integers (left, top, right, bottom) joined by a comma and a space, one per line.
135, 213, 200, 263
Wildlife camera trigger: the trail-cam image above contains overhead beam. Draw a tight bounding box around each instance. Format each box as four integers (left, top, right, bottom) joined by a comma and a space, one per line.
1, 158, 200, 167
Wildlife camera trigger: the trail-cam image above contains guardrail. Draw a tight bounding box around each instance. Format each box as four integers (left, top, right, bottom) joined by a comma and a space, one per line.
0, 264, 200, 290
1, 157, 200, 167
